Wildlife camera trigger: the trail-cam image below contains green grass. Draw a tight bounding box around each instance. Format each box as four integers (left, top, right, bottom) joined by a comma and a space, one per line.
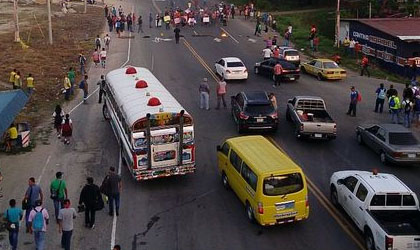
274, 11, 410, 84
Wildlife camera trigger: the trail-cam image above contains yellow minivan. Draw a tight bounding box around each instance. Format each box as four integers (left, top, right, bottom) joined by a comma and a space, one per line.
217, 135, 309, 226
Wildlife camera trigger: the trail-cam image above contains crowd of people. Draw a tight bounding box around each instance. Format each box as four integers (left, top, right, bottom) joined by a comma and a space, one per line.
3, 167, 122, 250
8, 69, 35, 95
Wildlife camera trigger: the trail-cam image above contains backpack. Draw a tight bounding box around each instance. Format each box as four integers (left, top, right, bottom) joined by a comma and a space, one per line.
378, 88, 386, 99
79, 80, 85, 89
357, 92, 362, 102
32, 208, 44, 231
95, 38, 101, 46
404, 101, 412, 113
389, 97, 396, 108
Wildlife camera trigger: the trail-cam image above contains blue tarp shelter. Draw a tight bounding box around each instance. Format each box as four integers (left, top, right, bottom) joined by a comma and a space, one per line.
0, 90, 29, 136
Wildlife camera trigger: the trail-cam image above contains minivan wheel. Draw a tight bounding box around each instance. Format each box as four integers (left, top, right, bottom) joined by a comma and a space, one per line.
246, 202, 255, 223
222, 173, 230, 189
330, 186, 339, 207
380, 152, 387, 164
365, 230, 375, 250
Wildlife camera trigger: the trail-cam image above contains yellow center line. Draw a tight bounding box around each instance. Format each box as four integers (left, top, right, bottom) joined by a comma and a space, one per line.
266, 137, 366, 250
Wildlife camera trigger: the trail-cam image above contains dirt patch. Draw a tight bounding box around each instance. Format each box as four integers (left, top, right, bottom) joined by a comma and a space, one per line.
0, 3, 104, 134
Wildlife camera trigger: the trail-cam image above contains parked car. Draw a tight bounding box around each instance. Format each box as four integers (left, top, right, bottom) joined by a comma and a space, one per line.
278, 46, 300, 66
254, 58, 300, 82
330, 170, 420, 250
231, 91, 278, 133
300, 58, 346, 81
286, 96, 336, 140
356, 124, 420, 164
215, 57, 248, 80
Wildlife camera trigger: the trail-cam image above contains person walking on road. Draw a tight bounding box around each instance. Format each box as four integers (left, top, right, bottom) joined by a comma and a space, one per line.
97, 75, 106, 104
346, 86, 359, 117
386, 84, 398, 113
100, 48, 107, 68
79, 54, 87, 76
28, 200, 49, 250
269, 93, 278, 110
402, 97, 414, 128
262, 47, 271, 60
199, 78, 210, 110
79, 75, 89, 103
64, 75, 71, 101
53, 105, 64, 138
273, 62, 283, 87
58, 199, 77, 250
374, 83, 386, 113
104, 167, 122, 216
50, 171, 68, 222
104, 34, 111, 50
174, 27, 181, 44
79, 177, 102, 229
67, 67, 76, 96
216, 78, 227, 109
61, 114, 73, 145
137, 15, 143, 33
4, 199, 23, 250
23, 177, 43, 232
360, 55, 370, 77
26, 73, 34, 95
389, 93, 401, 124
92, 49, 100, 67
95, 35, 102, 50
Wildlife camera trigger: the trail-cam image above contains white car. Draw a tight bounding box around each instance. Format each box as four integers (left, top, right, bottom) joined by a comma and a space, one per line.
215, 57, 248, 80
330, 170, 420, 250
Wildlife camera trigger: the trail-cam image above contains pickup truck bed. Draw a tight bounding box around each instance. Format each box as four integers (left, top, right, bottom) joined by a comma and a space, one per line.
370, 210, 420, 236
296, 109, 334, 123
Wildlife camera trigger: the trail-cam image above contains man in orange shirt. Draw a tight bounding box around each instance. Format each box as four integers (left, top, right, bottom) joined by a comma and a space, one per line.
273, 62, 283, 87
360, 55, 370, 77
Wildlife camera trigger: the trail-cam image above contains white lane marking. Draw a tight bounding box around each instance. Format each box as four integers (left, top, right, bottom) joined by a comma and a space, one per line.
68, 87, 100, 114
151, 55, 155, 72
193, 30, 198, 36
214, 38, 221, 43
248, 38, 256, 43
220, 27, 239, 44
37, 155, 51, 184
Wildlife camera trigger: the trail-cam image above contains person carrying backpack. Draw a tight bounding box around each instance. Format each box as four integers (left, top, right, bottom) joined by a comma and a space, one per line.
28, 200, 49, 250
389, 94, 401, 124
79, 75, 89, 104
61, 114, 73, 145
402, 98, 414, 128
374, 83, 387, 113
4, 199, 23, 250
95, 35, 102, 50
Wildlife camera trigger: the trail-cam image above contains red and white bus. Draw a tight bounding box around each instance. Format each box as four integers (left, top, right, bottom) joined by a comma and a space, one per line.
103, 66, 195, 181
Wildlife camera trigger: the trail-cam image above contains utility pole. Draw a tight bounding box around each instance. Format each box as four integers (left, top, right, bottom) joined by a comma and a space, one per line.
84, 0, 87, 13
13, 0, 20, 42
369, 0, 372, 18
335, 0, 340, 47
47, 0, 53, 45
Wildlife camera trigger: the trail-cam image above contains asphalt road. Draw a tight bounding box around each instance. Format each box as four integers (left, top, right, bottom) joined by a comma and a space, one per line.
1, 0, 420, 249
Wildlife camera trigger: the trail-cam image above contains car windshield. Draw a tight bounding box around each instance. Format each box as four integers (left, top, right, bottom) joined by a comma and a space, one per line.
285, 51, 299, 56
245, 104, 274, 115
389, 132, 418, 145
227, 62, 244, 67
263, 173, 304, 196
323, 62, 339, 69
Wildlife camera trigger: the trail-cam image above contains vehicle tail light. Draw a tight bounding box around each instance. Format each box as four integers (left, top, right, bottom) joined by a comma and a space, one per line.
239, 112, 249, 120
244, 69, 248, 73
132, 152, 138, 169
333, 124, 337, 133
393, 152, 403, 158
326, 71, 334, 74
258, 202, 264, 214
300, 124, 304, 131
341, 71, 346, 74
385, 236, 393, 250
296, 68, 301, 72
226, 70, 231, 74
269, 112, 278, 119
306, 195, 309, 207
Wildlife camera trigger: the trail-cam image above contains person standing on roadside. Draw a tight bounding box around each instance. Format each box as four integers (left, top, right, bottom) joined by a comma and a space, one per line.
79, 177, 102, 229
346, 86, 359, 117
174, 27, 181, 44
9, 69, 17, 88
374, 83, 386, 113
50, 171, 68, 223
23, 177, 43, 232
67, 67, 76, 96
92, 49, 100, 67
79, 53, 87, 75
199, 78, 210, 110
61, 114, 73, 145
97, 75, 106, 104
58, 199, 76, 250
102, 167, 122, 216
13, 71, 22, 89
28, 200, 49, 250
26, 73, 34, 95
216, 78, 227, 109
360, 55, 370, 77
64, 75, 71, 101
389, 93, 401, 124
273, 62, 283, 87
4, 199, 23, 250
138, 15, 143, 33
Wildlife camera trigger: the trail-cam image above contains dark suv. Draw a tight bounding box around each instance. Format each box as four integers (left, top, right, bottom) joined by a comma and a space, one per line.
231, 91, 278, 133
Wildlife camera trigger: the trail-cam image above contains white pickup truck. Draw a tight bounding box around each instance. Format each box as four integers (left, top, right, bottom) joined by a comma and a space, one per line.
330, 170, 420, 250
286, 96, 337, 140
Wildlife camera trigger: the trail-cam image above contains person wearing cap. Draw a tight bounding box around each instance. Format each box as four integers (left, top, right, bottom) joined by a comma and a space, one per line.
50, 172, 68, 222
199, 78, 210, 110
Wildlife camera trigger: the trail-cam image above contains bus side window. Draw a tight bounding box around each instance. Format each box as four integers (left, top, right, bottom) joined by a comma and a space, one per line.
229, 150, 242, 173
241, 162, 258, 191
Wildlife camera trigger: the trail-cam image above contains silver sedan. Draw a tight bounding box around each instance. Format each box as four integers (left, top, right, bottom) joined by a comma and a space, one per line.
356, 124, 420, 165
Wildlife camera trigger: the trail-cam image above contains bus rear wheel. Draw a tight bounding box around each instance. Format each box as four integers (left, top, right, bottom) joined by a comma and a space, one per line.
103, 104, 111, 120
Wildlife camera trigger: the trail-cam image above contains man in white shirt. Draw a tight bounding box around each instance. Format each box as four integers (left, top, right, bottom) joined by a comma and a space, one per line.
58, 199, 77, 250
262, 47, 272, 60
28, 200, 49, 250
349, 38, 356, 57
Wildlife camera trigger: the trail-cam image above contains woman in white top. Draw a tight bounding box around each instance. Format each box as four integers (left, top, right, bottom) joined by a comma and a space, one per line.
100, 48, 107, 68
